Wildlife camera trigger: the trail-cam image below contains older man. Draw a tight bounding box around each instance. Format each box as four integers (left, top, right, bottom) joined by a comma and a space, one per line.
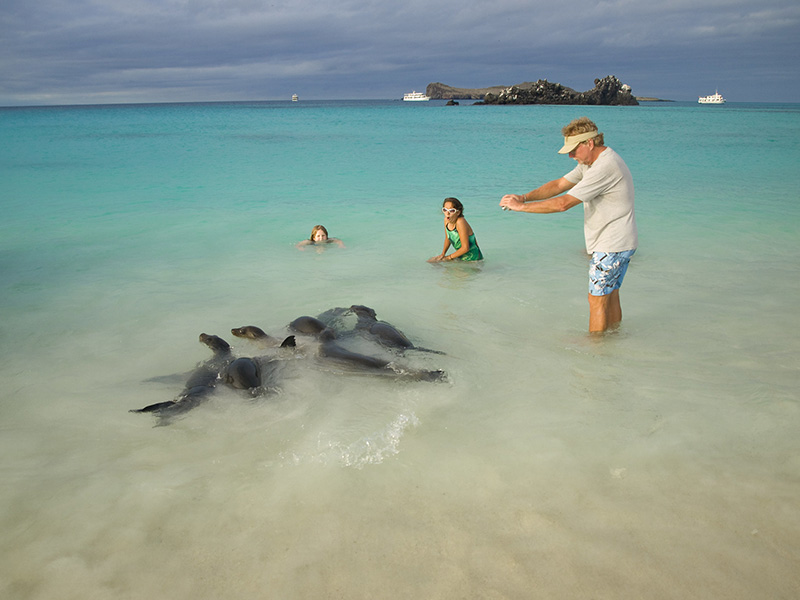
499, 117, 638, 333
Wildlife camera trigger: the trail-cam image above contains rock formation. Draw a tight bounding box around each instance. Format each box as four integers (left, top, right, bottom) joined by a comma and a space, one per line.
426, 76, 639, 106
425, 82, 508, 100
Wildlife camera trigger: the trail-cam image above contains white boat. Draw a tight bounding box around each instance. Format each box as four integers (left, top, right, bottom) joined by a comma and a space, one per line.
698, 90, 725, 104
291, 94, 298, 102
403, 91, 430, 102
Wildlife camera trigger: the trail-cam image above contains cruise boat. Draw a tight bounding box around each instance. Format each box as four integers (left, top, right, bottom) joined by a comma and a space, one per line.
403, 91, 430, 102
291, 94, 298, 102
698, 90, 725, 104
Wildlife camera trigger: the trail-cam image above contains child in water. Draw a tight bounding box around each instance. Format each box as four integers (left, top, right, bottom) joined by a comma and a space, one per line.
428, 197, 483, 262
297, 225, 345, 249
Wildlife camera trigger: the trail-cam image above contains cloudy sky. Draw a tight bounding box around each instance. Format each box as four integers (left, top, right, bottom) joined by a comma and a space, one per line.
1, 0, 798, 105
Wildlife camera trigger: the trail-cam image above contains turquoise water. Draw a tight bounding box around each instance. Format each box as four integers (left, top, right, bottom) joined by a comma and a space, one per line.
1, 100, 799, 598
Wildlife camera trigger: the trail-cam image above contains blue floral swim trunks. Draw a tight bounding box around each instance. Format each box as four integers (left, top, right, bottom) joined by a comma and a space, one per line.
588, 250, 636, 296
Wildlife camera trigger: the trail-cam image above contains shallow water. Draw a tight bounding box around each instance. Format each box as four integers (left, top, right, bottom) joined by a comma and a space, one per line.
1, 100, 799, 598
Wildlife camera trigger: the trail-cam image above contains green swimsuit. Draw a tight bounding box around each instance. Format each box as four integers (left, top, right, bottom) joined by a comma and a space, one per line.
446, 225, 483, 261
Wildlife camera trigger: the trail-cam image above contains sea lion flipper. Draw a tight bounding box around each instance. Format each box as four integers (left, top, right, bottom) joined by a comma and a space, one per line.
144, 372, 192, 385
280, 335, 296, 348
130, 401, 177, 414
412, 347, 447, 355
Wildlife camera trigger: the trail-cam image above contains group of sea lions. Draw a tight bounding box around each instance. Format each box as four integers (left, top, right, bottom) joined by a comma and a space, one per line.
131, 305, 446, 425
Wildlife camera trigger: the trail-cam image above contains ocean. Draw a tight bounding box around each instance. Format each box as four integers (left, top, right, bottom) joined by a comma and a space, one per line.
1, 99, 799, 599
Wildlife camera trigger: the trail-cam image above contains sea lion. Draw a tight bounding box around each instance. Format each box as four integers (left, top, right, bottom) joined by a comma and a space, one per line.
224, 357, 261, 390
235, 315, 446, 383
349, 305, 444, 354
211, 334, 295, 392
131, 333, 234, 421
226, 329, 298, 394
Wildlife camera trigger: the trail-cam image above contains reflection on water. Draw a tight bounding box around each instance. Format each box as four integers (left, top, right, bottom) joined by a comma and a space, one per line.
431, 259, 485, 290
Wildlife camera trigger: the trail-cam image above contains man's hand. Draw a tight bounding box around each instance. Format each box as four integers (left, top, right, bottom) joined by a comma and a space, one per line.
499, 194, 524, 211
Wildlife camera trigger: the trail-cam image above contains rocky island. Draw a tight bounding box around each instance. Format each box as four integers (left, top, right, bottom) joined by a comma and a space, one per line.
426, 75, 639, 106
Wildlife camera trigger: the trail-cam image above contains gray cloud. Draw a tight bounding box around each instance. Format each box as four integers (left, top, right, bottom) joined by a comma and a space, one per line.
1, 0, 798, 104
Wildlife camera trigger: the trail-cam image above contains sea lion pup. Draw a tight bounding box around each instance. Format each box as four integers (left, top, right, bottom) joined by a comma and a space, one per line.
349, 305, 445, 355
130, 333, 234, 421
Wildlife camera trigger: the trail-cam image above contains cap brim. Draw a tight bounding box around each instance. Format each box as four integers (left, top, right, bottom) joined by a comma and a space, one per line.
557, 130, 600, 154
558, 142, 580, 154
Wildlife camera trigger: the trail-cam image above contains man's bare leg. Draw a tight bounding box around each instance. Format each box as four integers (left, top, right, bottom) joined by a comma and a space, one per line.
607, 289, 622, 328
588, 290, 622, 333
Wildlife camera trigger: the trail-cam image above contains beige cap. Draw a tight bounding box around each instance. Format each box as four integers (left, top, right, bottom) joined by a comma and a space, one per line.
558, 130, 599, 154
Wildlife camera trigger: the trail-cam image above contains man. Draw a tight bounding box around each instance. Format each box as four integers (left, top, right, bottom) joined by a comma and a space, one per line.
499, 117, 637, 333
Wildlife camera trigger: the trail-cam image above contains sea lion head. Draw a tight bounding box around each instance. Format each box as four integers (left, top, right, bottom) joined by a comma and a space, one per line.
349, 305, 377, 320
199, 333, 231, 353
231, 325, 269, 340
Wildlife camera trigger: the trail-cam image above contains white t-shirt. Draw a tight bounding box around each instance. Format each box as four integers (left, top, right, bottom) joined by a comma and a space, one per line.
564, 147, 638, 253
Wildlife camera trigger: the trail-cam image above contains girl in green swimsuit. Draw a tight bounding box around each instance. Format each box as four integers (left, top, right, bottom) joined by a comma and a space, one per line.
427, 197, 484, 262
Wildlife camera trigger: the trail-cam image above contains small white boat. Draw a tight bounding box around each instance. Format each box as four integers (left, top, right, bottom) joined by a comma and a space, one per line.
291, 94, 298, 102
403, 91, 430, 102
698, 90, 725, 104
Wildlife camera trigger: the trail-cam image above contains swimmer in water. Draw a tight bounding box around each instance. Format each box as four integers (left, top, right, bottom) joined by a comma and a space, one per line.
297, 225, 345, 249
